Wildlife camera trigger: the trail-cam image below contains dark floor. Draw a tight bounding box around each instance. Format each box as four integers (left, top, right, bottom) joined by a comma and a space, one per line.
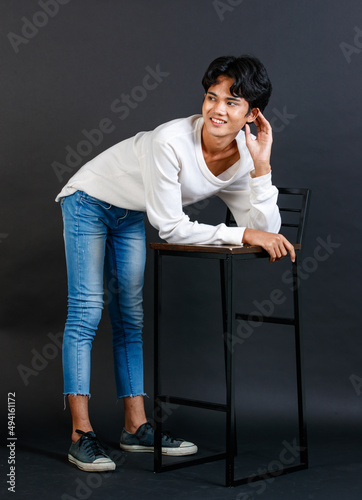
1, 416, 361, 500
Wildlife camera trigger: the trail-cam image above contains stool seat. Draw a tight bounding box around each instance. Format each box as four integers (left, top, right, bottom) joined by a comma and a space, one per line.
150, 241, 301, 254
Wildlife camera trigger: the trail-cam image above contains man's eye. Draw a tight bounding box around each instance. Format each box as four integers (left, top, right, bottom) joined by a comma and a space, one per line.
208, 96, 215, 101
228, 101, 237, 106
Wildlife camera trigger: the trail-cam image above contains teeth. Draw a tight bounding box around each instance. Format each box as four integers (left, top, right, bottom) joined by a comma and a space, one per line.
211, 118, 226, 124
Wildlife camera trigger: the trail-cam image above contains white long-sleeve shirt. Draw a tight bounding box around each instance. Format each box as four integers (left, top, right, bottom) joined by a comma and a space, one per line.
56, 115, 281, 245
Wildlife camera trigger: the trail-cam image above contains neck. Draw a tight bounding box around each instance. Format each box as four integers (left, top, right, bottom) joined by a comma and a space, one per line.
201, 125, 238, 155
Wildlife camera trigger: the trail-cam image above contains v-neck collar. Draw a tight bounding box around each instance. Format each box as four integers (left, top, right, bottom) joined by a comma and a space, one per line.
194, 116, 244, 186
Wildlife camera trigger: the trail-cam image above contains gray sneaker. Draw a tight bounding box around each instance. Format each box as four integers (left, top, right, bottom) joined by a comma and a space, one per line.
120, 422, 198, 456
68, 430, 116, 472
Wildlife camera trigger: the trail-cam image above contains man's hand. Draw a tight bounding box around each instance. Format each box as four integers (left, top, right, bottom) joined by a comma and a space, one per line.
242, 228, 296, 263
244, 111, 273, 177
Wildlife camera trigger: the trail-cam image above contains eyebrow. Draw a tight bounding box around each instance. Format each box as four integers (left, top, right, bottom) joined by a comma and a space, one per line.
207, 91, 240, 101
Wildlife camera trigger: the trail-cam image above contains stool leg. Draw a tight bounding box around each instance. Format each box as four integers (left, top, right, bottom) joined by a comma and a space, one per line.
154, 250, 162, 472
292, 257, 308, 467
222, 256, 236, 486
220, 259, 238, 459
220, 259, 229, 376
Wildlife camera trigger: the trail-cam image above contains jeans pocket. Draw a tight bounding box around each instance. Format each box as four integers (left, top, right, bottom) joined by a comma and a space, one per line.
80, 192, 112, 210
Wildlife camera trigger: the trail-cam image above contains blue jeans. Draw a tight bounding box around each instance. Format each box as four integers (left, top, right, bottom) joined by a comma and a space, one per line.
60, 191, 146, 398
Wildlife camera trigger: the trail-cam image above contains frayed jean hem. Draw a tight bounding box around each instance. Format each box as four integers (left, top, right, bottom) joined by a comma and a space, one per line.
116, 392, 148, 400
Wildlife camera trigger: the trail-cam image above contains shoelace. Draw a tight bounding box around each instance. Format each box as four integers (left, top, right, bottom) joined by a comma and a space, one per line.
143, 423, 180, 444
161, 430, 177, 444
75, 429, 108, 457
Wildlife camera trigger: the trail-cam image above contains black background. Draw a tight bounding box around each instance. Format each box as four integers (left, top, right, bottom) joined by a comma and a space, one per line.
0, 1, 361, 498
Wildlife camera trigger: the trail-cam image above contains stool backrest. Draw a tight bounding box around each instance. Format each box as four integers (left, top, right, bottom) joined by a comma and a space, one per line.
225, 187, 311, 245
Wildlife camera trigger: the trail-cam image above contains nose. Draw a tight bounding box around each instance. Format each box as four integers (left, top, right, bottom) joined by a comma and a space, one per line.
212, 100, 227, 115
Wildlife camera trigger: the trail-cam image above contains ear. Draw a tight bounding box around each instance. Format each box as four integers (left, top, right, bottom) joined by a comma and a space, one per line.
246, 108, 260, 124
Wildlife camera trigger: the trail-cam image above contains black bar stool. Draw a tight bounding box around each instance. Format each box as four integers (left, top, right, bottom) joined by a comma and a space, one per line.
150, 187, 311, 487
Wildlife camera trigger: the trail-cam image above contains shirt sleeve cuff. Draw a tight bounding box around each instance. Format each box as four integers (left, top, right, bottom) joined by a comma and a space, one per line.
249, 170, 272, 187
220, 225, 246, 245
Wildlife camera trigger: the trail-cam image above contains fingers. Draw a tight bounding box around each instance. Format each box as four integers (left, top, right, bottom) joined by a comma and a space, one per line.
284, 238, 296, 262
244, 123, 253, 149
243, 229, 296, 263
268, 242, 286, 263
254, 112, 272, 134
255, 110, 268, 125
265, 234, 296, 263
274, 234, 296, 262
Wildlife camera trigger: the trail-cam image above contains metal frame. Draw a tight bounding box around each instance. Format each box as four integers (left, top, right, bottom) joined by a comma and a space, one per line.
152, 187, 310, 487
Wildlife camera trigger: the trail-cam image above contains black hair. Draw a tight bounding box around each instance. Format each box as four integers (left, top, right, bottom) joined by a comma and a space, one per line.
201, 55, 272, 114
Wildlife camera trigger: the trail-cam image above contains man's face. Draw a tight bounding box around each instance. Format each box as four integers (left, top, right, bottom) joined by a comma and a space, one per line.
202, 75, 258, 142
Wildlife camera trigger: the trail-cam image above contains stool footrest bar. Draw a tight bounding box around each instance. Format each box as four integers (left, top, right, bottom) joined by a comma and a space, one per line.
157, 395, 227, 412
235, 313, 295, 325
157, 453, 227, 473
231, 462, 308, 487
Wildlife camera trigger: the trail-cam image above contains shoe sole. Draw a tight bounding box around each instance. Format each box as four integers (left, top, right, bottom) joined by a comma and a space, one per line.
68, 454, 116, 472
119, 443, 198, 456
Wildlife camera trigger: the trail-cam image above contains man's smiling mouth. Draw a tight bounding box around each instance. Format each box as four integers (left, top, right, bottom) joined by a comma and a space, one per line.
211, 117, 227, 124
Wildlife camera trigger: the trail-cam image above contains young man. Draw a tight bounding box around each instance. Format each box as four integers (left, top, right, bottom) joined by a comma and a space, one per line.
56, 55, 295, 472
